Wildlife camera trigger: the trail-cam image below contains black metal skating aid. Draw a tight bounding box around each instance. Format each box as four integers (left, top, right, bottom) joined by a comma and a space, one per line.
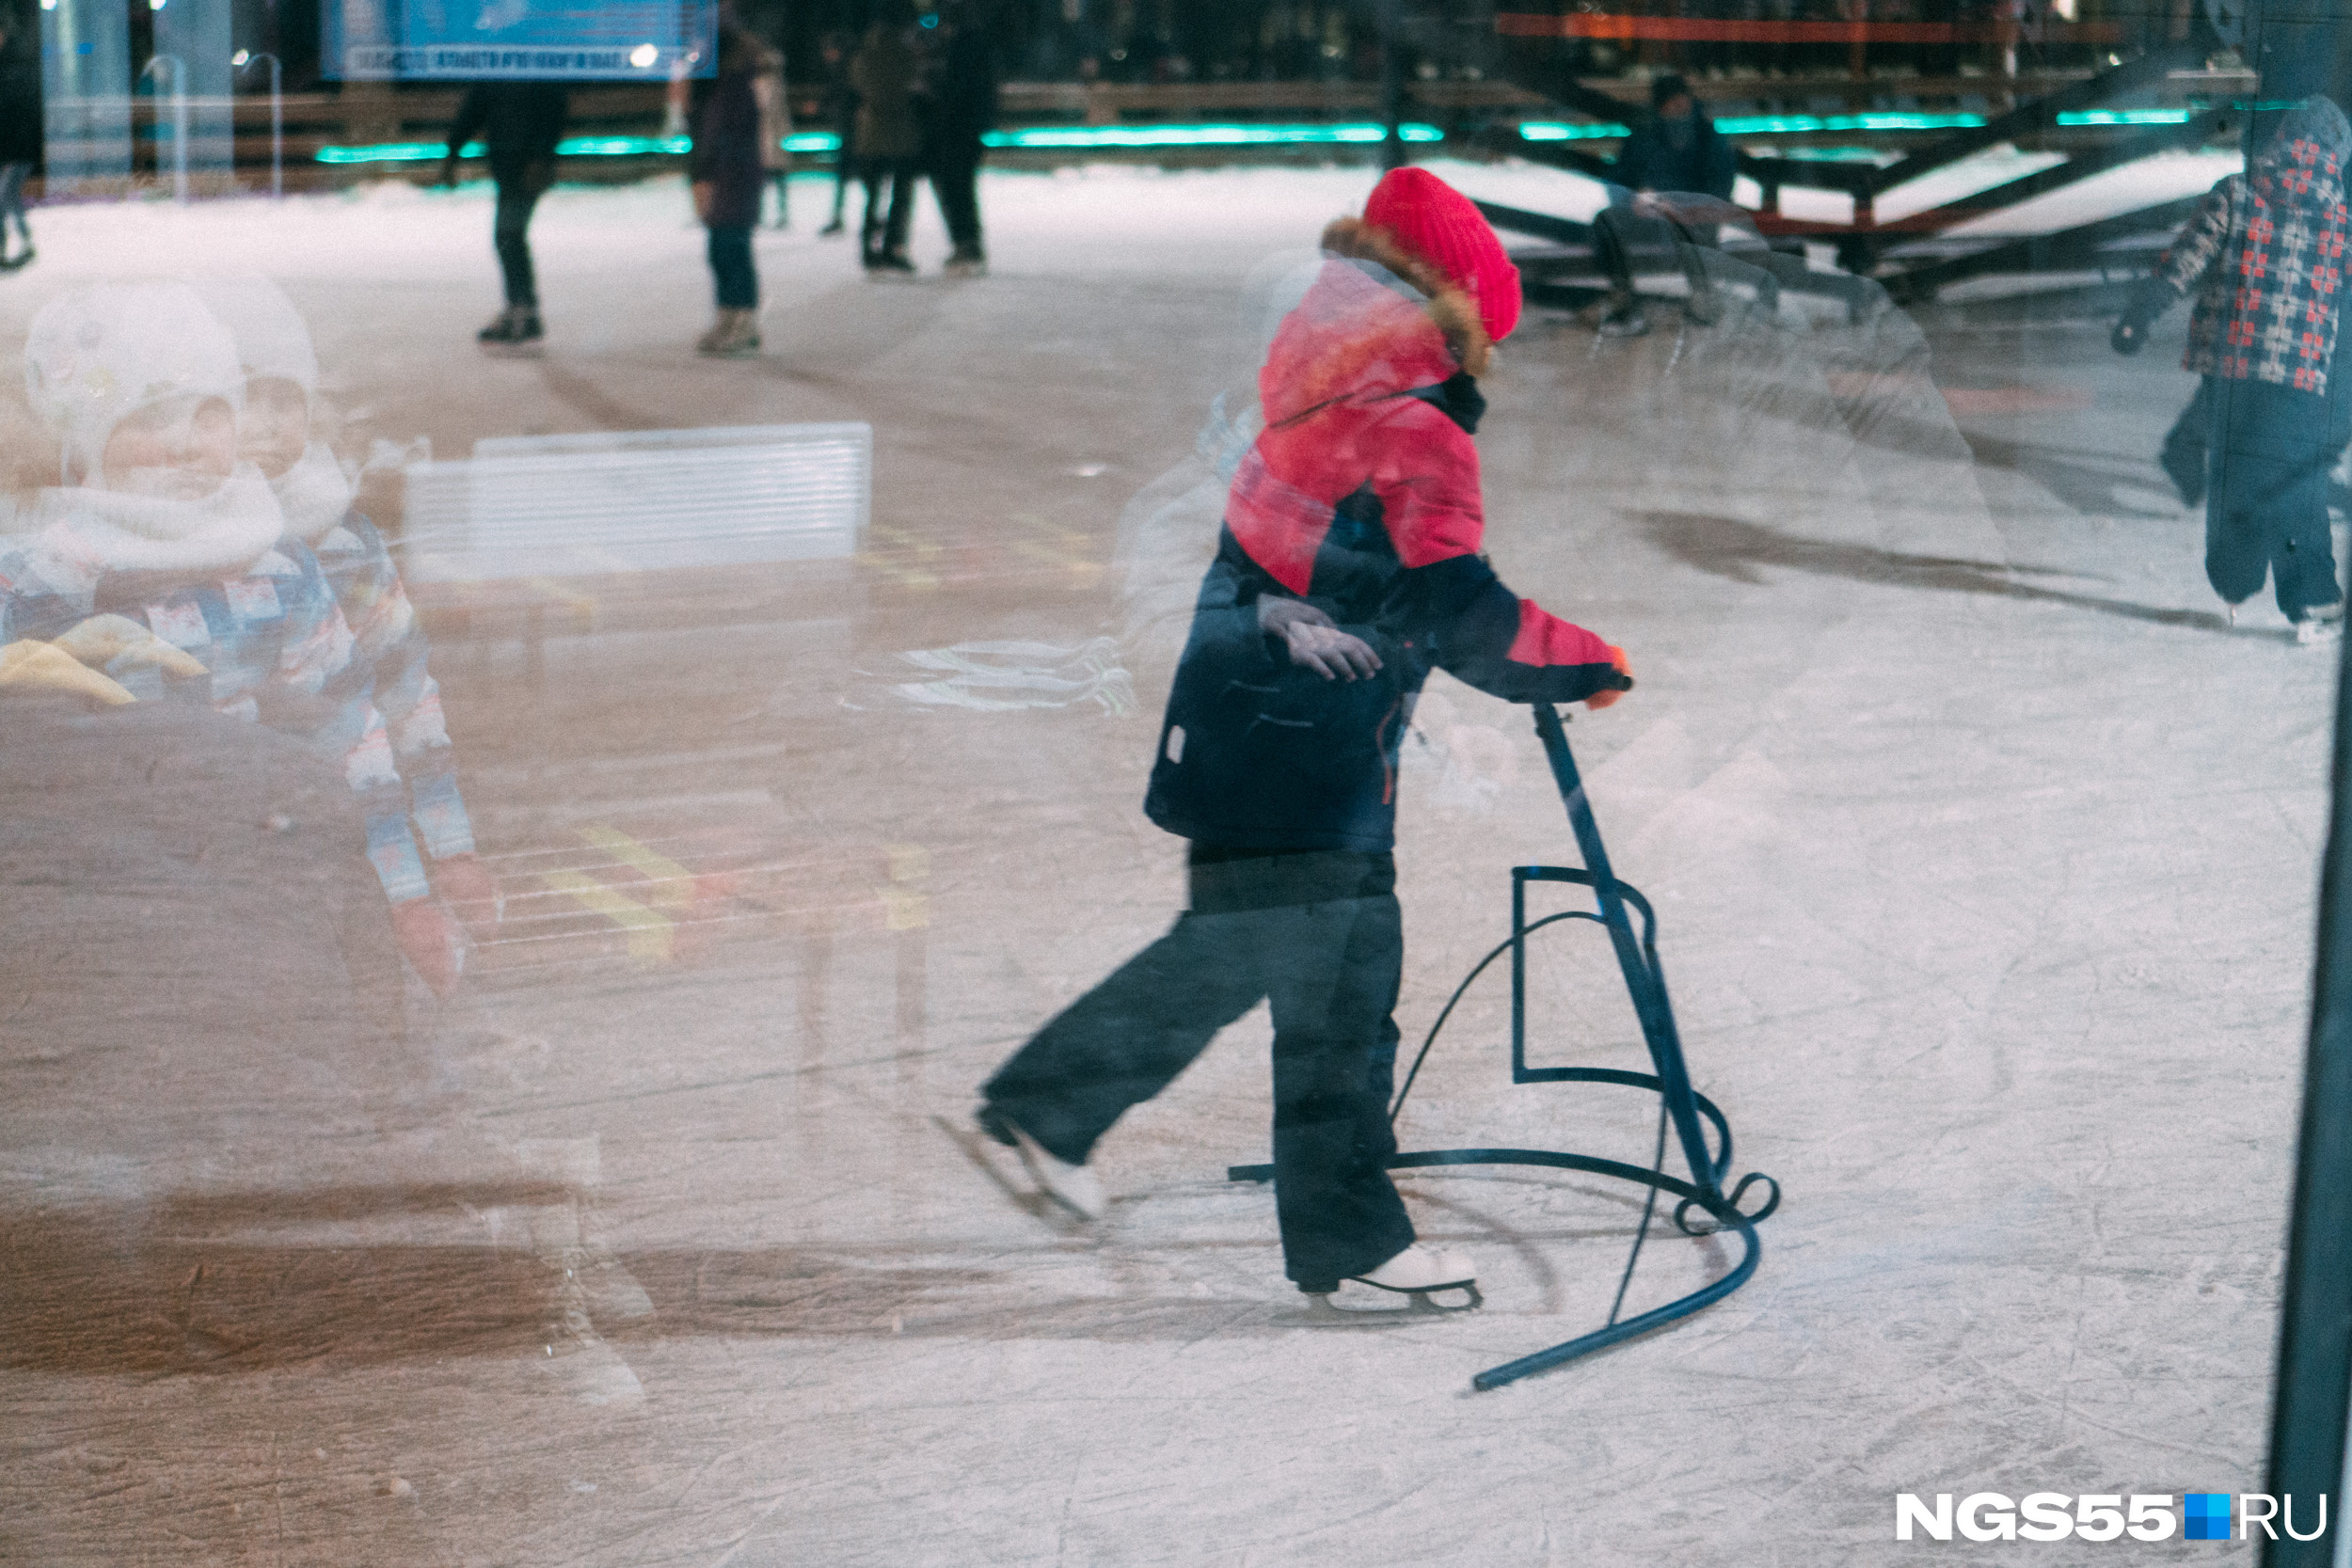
1231, 704, 1778, 1388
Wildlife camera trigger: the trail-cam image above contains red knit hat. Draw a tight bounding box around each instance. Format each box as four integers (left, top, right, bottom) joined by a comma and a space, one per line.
1361, 166, 1522, 344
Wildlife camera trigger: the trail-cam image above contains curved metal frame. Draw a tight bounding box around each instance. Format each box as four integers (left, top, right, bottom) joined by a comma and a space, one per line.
1228, 704, 1779, 1390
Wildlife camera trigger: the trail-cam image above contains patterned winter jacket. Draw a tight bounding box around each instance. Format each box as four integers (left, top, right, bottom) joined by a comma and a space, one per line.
310, 509, 476, 863
2147, 103, 2351, 397
0, 510, 434, 905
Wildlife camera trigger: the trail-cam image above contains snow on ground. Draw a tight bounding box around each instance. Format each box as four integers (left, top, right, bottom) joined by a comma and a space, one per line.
0, 166, 2330, 1567
1945, 147, 2243, 235
1874, 143, 2070, 225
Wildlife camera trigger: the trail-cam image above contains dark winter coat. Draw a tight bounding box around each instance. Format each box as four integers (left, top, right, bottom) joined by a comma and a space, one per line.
1614, 107, 1738, 200
850, 26, 920, 163
447, 84, 569, 185
1145, 223, 1629, 854
924, 22, 998, 151
690, 66, 765, 230
0, 58, 40, 166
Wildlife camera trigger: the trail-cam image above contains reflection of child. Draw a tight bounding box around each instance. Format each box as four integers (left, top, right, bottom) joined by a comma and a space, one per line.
197, 279, 499, 935
0, 282, 463, 990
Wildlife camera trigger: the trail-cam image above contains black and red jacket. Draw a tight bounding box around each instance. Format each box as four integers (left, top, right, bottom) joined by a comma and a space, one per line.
1146, 252, 1629, 853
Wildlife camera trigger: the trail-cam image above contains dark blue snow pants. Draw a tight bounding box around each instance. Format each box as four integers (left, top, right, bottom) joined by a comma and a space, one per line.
2205, 374, 2345, 622
981, 847, 1418, 1292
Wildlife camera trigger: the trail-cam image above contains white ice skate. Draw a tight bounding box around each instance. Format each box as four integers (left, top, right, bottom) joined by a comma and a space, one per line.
1302, 1243, 1483, 1320
975, 1105, 1105, 1221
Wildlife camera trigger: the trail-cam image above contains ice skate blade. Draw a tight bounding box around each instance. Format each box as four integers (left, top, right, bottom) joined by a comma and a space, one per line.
1296, 1283, 1482, 1323
937, 1114, 1101, 1231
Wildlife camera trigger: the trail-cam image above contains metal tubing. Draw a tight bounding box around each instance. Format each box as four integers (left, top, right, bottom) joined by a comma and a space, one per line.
1223, 702, 1776, 1390
1530, 704, 1721, 1202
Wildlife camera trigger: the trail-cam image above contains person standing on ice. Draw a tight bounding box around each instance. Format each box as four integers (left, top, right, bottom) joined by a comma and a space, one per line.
0, 282, 467, 992
197, 277, 501, 942
0, 21, 38, 272
689, 20, 769, 356
439, 82, 569, 348
976, 168, 1634, 1307
921, 0, 997, 278
850, 7, 922, 276
2112, 96, 2352, 644
1593, 73, 1737, 340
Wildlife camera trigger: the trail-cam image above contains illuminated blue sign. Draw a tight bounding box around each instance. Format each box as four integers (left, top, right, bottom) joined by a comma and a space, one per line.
325, 1, 716, 81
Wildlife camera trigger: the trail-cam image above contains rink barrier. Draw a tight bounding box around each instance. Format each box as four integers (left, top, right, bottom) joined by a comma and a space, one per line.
397, 421, 872, 583
1229, 703, 1779, 1391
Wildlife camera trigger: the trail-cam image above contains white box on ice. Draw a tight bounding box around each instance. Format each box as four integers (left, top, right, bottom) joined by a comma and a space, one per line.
395, 421, 871, 582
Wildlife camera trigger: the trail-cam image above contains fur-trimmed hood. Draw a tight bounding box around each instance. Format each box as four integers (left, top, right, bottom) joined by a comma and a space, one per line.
1258, 218, 1493, 428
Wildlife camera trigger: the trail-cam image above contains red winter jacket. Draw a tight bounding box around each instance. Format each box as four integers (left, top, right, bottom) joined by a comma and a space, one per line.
1145, 254, 1629, 853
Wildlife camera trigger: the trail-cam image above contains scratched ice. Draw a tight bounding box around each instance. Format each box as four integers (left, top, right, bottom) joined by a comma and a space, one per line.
0, 158, 2328, 1567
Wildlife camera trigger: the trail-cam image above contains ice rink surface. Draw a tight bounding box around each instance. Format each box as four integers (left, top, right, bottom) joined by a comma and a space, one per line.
0, 160, 2332, 1565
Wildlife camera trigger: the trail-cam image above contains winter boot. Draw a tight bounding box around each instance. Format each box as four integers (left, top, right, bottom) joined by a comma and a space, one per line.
1298, 1243, 1483, 1318
698, 308, 760, 358
943, 247, 988, 279
1597, 290, 1650, 339
1353, 1243, 1478, 1297
977, 1104, 1104, 1220
478, 305, 544, 347
867, 250, 917, 278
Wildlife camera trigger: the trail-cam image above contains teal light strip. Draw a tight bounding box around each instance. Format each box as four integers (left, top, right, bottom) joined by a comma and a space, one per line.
318, 140, 474, 164
557, 134, 692, 156
318, 134, 694, 164
981, 121, 1444, 149
319, 121, 1438, 164
1718, 111, 1984, 133
1519, 120, 1631, 141
2055, 107, 2194, 125
310, 101, 2248, 168
1519, 110, 1984, 142
1774, 145, 1900, 164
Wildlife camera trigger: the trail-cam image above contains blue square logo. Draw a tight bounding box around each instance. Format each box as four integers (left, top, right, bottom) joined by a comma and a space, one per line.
2185, 1493, 2233, 1541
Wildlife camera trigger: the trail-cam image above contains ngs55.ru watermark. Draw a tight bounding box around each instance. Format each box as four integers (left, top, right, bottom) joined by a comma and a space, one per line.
1896, 1492, 2328, 1543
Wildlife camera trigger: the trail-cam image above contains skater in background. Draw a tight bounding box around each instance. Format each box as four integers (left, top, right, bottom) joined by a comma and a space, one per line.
0, 283, 466, 992
977, 168, 1633, 1307
197, 277, 501, 945
1595, 73, 1738, 339
2114, 95, 2352, 643
924, 0, 998, 277
690, 19, 768, 356
0, 19, 37, 271
753, 35, 794, 229
850, 6, 922, 275
440, 81, 570, 347
816, 31, 860, 238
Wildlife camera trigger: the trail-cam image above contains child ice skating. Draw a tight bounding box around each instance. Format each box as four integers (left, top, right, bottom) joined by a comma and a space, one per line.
977, 167, 1634, 1307
2112, 96, 2352, 643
